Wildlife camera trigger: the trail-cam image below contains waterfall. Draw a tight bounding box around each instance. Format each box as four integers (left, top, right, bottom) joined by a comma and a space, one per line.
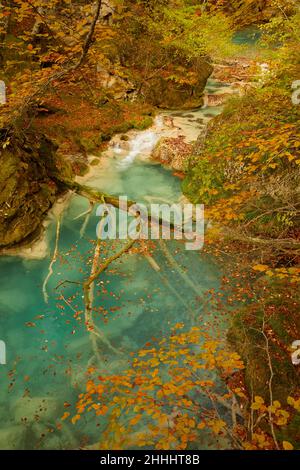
117, 130, 159, 169
116, 116, 163, 169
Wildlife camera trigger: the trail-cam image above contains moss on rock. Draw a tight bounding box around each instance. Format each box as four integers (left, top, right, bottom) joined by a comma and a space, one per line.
143, 59, 213, 109
0, 133, 72, 248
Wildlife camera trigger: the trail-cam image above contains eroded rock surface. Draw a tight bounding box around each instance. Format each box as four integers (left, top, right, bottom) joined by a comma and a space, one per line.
0, 133, 72, 248
152, 136, 193, 171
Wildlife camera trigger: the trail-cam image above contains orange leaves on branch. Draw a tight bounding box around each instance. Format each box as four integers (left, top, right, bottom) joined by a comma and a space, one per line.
287, 396, 300, 412
283, 441, 294, 450
251, 395, 266, 411
71, 414, 80, 425
252, 264, 269, 272
208, 419, 226, 435
69, 324, 246, 449
265, 267, 300, 283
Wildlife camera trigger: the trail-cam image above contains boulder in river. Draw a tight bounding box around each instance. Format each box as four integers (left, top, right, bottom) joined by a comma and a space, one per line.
151, 136, 193, 171
142, 58, 213, 109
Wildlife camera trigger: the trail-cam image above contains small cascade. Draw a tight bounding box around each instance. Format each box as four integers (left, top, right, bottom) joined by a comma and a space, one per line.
117, 129, 160, 169
114, 117, 163, 169
202, 78, 233, 109
113, 143, 123, 155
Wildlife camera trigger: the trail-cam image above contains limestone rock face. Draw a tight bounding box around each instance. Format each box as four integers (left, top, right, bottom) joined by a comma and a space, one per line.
152, 136, 193, 171
0, 133, 71, 248
143, 58, 213, 109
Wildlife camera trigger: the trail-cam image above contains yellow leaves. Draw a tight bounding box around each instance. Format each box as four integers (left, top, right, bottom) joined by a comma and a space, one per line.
243, 442, 257, 450
273, 409, 289, 426
129, 414, 142, 426
208, 419, 226, 435
95, 405, 108, 416
265, 267, 300, 283
268, 162, 278, 169
173, 322, 184, 330
203, 340, 219, 353
151, 368, 159, 379
208, 189, 219, 196
287, 396, 300, 412
74, 325, 267, 449
188, 419, 196, 429
251, 396, 266, 411
158, 414, 169, 427
214, 351, 244, 373
223, 183, 237, 190
252, 264, 269, 272
159, 382, 181, 396
234, 388, 247, 399
197, 380, 214, 387
251, 397, 290, 426
61, 412, 70, 421
155, 433, 177, 450
91, 403, 101, 411
181, 398, 193, 407
2, 138, 10, 149
282, 441, 294, 450
252, 432, 269, 449
138, 348, 156, 357
246, 164, 258, 173
71, 414, 81, 425
86, 379, 96, 393
197, 422, 206, 430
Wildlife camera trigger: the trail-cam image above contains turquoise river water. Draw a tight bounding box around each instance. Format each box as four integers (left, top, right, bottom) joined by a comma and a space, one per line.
0, 79, 233, 449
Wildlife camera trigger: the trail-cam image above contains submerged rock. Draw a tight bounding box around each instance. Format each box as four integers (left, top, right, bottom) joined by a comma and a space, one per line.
203, 93, 232, 107
0, 425, 25, 450
13, 396, 59, 424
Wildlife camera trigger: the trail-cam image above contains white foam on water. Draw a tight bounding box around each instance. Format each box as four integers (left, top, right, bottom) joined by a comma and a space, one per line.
117, 128, 160, 169
113, 143, 123, 154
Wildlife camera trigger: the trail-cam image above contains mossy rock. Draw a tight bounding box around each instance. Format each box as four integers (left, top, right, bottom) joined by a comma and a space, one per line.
79, 137, 98, 153
131, 116, 153, 130
0, 133, 69, 248
90, 158, 100, 166
142, 58, 212, 109
228, 278, 300, 402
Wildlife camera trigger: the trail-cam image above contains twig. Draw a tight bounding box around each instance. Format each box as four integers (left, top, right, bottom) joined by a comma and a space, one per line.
42, 215, 61, 303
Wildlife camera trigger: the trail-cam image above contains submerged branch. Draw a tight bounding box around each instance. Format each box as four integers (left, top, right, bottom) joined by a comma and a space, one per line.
223, 228, 300, 254
159, 239, 204, 298
82, 234, 136, 357
42, 215, 61, 303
